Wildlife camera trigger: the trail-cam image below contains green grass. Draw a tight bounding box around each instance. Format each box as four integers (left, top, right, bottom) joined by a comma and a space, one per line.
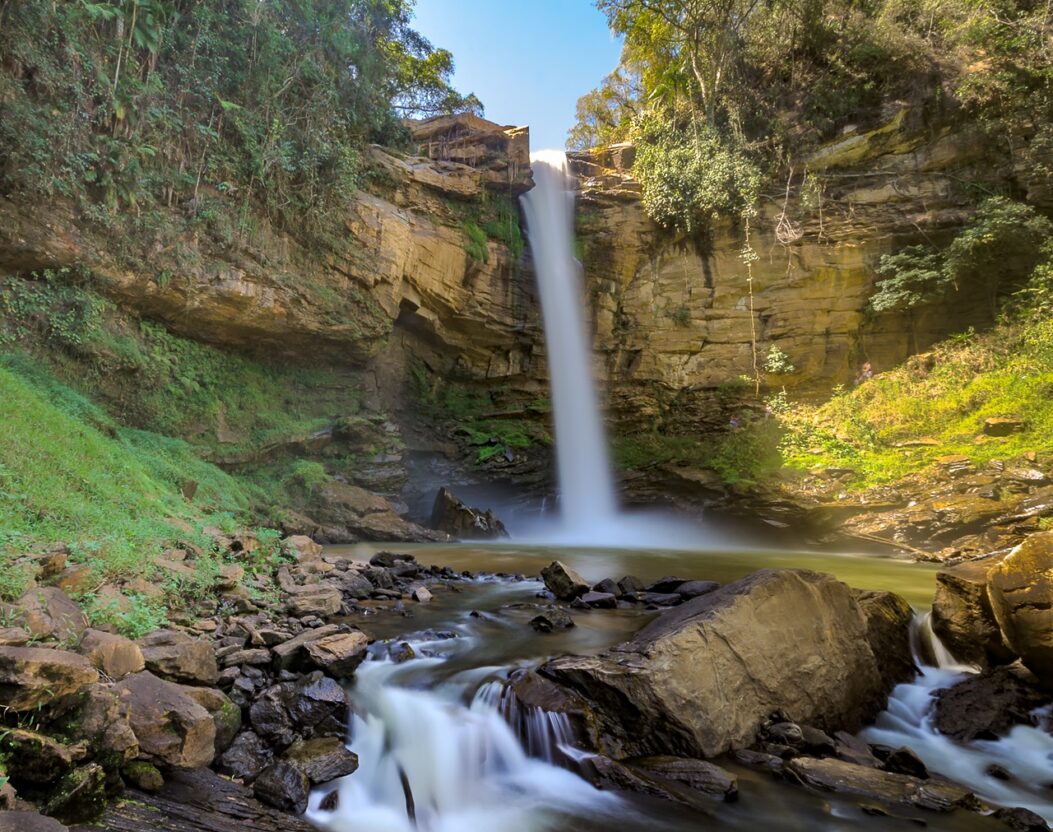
778, 317, 1053, 487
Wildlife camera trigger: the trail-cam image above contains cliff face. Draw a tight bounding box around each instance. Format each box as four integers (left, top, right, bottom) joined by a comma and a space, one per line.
2, 108, 1049, 478
572, 107, 1052, 435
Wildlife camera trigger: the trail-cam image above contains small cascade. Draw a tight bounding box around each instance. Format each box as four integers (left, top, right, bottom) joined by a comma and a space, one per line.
474, 680, 580, 765
861, 613, 1053, 822
310, 660, 617, 832
521, 150, 618, 535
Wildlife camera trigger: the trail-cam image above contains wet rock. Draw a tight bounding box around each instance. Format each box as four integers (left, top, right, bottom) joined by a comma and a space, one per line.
617, 575, 645, 595
541, 561, 589, 601
785, 757, 979, 813
0, 728, 76, 783
221, 648, 271, 668
249, 686, 297, 749
882, 747, 928, 779
410, 586, 433, 604
389, 641, 416, 663
766, 722, 804, 747
179, 685, 241, 753
585, 755, 705, 808
542, 570, 911, 759
339, 571, 374, 600
0, 646, 98, 711
138, 630, 219, 686
833, 731, 881, 768
676, 580, 719, 599
636, 591, 682, 606
530, 608, 575, 633
799, 725, 836, 755
988, 532, 1053, 688
0, 811, 69, 832
302, 630, 369, 677
369, 551, 416, 568
645, 577, 690, 594
114, 671, 216, 769
253, 760, 310, 814
992, 807, 1051, 831
429, 487, 508, 540
632, 756, 738, 802
77, 629, 145, 679
311, 482, 444, 543
272, 624, 341, 671
984, 418, 1026, 437
931, 554, 1014, 667
218, 731, 273, 782
122, 760, 164, 792
42, 762, 108, 824
730, 748, 784, 770
284, 672, 349, 738
934, 665, 1047, 741
286, 586, 343, 618
855, 590, 917, 691
592, 578, 621, 597
283, 736, 359, 784
581, 591, 617, 609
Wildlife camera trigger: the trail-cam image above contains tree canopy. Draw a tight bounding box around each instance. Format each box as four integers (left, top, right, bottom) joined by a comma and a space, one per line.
0, 0, 480, 235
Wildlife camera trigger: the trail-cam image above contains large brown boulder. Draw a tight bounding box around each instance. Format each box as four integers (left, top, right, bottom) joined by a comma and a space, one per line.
0, 646, 98, 711
931, 554, 1014, 667
541, 570, 913, 759
540, 561, 589, 601
77, 629, 145, 679
988, 531, 1053, 688
114, 671, 216, 769
138, 629, 218, 686
3, 587, 88, 644
309, 481, 446, 543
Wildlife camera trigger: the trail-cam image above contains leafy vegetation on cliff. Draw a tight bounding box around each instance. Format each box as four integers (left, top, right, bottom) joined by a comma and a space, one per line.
571, 0, 1052, 232
0, 0, 479, 237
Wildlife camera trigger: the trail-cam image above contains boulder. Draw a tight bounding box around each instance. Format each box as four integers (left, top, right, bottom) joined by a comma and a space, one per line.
54, 683, 138, 765
302, 630, 369, 678
77, 629, 145, 679
429, 487, 508, 539
632, 756, 738, 802
218, 730, 273, 782
0, 728, 77, 783
934, 666, 1048, 741
676, 580, 719, 600
785, 757, 979, 813
253, 760, 310, 814
988, 532, 1053, 688
286, 586, 343, 618
283, 535, 322, 562
179, 685, 242, 753
283, 672, 349, 738
0, 646, 98, 711
283, 736, 359, 784
617, 575, 645, 595
122, 760, 164, 791
0, 811, 69, 832
271, 624, 341, 671
114, 671, 216, 769
6, 587, 88, 644
530, 608, 574, 633
542, 570, 911, 759
410, 585, 433, 604
931, 554, 1014, 667
138, 630, 219, 686
580, 591, 617, 609
42, 762, 108, 824
540, 561, 589, 601
984, 417, 1026, 436
855, 590, 916, 690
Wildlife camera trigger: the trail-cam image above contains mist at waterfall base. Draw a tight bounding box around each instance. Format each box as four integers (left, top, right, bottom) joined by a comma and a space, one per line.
517, 150, 719, 549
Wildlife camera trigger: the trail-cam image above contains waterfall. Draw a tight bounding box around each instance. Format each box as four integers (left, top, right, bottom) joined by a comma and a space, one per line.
521, 150, 618, 533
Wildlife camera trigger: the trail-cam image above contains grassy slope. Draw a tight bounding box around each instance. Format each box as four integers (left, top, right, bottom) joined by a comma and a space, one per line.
779, 314, 1053, 488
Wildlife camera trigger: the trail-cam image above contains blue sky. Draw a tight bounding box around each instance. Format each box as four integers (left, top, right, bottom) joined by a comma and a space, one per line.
412, 0, 623, 150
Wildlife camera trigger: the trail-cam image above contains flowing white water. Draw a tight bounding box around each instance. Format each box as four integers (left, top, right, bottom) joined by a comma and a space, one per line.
309, 641, 619, 832
861, 614, 1053, 822
521, 150, 618, 535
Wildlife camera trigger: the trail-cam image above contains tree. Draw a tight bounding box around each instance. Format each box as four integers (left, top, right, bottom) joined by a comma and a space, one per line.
566, 67, 641, 150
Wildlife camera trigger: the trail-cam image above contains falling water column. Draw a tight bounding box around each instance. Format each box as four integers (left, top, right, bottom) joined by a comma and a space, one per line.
521, 150, 617, 532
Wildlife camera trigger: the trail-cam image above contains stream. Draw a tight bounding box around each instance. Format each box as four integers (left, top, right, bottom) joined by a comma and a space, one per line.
304, 543, 1052, 832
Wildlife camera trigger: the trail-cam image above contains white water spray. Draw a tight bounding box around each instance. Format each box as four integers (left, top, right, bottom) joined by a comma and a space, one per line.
521, 151, 618, 534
